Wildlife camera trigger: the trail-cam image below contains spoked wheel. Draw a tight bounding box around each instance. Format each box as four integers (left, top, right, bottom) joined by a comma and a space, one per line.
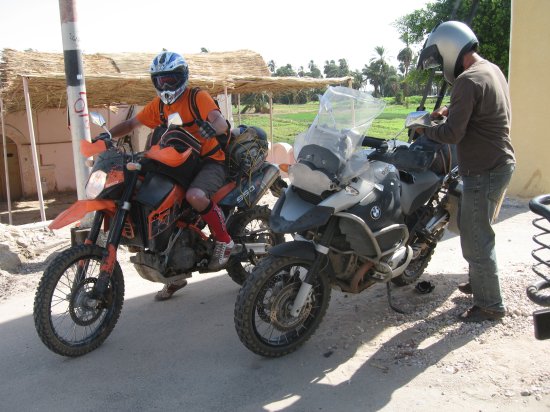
392, 246, 436, 286
234, 255, 331, 357
33, 244, 124, 357
226, 206, 285, 285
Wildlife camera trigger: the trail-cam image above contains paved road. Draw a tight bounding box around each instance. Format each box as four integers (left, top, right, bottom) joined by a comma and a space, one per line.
2, 270, 393, 412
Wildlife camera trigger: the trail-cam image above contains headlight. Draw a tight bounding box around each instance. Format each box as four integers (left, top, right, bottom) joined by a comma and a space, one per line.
85, 170, 107, 199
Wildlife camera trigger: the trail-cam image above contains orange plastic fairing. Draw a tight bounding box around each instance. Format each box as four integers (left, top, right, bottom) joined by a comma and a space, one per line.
49, 199, 116, 230
144, 144, 192, 167
81, 139, 107, 158
147, 185, 185, 239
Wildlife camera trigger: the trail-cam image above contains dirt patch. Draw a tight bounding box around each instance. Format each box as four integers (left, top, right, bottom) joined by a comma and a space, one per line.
0, 191, 77, 226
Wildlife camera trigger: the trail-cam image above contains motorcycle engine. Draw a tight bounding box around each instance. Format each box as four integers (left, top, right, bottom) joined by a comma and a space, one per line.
167, 246, 196, 273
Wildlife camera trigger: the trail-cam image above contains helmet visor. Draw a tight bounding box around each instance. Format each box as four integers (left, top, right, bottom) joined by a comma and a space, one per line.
418, 45, 443, 70
153, 73, 184, 91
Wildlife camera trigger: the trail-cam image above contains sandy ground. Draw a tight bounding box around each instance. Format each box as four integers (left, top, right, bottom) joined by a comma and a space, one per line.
0, 193, 549, 411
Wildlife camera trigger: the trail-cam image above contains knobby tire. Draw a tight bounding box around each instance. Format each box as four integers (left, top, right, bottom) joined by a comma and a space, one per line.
234, 255, 331, 357
33, 244, 124, 357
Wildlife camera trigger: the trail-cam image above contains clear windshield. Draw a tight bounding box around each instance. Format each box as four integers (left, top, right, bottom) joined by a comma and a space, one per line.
293, 86, 386, 184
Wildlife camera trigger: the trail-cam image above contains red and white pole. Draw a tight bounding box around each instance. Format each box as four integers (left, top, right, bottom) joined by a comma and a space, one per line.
58, 0, 91, 200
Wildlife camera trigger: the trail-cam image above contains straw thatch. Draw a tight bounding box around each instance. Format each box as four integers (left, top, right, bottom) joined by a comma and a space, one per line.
0, 48, 351, 113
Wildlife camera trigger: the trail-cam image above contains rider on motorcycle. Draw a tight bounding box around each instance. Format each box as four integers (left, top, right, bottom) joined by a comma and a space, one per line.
97, 51, 234, 301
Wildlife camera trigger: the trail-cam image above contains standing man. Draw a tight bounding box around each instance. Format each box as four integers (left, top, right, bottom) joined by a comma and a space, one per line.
415, 21, 515, 322
101, 51, 233, 301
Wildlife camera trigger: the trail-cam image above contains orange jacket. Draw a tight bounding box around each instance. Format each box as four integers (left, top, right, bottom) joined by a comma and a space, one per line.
137, 88, 225, 161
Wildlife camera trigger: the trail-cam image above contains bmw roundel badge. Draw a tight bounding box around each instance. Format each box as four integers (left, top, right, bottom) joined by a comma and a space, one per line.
370, 205, 381, 220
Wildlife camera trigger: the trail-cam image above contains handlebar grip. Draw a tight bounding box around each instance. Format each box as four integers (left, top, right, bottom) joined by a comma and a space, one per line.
529, 194, 550, 222
362, 136, 388, 151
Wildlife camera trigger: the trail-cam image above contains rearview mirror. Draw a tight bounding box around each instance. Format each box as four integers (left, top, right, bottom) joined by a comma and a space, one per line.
405, 111, 431, 129
90, 112, 106, 128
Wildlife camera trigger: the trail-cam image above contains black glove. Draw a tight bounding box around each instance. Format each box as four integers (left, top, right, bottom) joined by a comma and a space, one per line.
92, 132, 111, 142
195, 120, 217, 139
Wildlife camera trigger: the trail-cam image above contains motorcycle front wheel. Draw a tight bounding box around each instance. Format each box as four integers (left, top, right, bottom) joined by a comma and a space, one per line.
234, 255, 331, 357
226, 206, 285, 285
33, 244, 124, 357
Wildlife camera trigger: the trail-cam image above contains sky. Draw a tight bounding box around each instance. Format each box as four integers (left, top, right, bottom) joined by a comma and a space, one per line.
0, 0, 431, 73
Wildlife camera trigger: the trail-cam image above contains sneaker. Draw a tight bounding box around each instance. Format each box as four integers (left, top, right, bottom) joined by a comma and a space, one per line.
154, 278, 188, 301
458, 282, 473, 294
208, 239, 234, 271
458, 305, 505, 323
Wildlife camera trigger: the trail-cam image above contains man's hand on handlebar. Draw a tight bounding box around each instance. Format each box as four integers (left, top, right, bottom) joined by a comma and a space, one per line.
92, 132, 114, 148
430, 106, 448, 120
92, 132, 111, 142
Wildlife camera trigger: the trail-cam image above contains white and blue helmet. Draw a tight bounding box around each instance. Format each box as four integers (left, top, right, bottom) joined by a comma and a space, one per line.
150, 51, 189, 105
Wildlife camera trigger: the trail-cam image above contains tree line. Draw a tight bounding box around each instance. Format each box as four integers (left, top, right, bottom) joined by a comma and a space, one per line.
239, 0, 510, 111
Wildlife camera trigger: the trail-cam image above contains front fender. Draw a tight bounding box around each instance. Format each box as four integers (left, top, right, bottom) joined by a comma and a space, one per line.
268, 240, 317, 261
49, 199, 116, 230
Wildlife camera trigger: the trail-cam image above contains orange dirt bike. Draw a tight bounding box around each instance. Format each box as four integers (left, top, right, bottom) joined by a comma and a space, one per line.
33, 112, 286, 357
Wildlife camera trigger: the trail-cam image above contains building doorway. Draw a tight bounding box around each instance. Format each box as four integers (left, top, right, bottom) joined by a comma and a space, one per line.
0, 138, 23, 201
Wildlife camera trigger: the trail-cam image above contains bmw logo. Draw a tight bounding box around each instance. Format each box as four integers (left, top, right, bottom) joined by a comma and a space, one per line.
370, 205, 381, 220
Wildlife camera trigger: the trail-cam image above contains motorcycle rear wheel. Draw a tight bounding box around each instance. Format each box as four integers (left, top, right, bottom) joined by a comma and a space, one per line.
226, 206, 285, 285
392, 246, 436, 286
234, 255, 331, 357
33, 244, 124, 357
392, 229, 445, 286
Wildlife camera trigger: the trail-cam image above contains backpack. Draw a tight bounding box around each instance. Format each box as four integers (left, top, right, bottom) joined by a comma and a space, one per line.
225, 125, 269, 180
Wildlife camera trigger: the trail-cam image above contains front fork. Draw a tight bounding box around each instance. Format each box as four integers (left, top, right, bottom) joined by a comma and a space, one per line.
290, 217, 337, 317
92, 169, 140, 299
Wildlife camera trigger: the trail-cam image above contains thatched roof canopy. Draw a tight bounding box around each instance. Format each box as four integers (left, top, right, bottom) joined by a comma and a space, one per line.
0, 49, 351, 113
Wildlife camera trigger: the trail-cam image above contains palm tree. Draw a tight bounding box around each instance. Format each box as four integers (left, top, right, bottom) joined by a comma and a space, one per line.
397, 31, 414, 103
363, 46, 390, 97
397, 47, 413, 77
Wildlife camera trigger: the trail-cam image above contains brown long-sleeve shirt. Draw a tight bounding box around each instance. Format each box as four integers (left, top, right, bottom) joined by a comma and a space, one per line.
423, 60, 515, 176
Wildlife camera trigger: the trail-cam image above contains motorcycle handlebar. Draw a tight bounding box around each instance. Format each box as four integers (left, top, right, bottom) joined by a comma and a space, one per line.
362, 136, 388, 152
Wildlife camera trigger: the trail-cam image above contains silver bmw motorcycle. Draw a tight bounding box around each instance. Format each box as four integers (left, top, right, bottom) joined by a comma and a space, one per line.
234, 86, 461, 357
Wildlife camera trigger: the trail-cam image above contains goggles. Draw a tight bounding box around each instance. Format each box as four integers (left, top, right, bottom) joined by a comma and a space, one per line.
153, 73, 183, 91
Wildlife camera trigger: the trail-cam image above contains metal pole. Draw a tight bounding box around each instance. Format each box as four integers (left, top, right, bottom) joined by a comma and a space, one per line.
223, 84, 231, 127
269, 94, 274, 155
0, 98, 13, 224
59, 0, 91, 201
22, 77, 46, 222
237, 94, 241, 125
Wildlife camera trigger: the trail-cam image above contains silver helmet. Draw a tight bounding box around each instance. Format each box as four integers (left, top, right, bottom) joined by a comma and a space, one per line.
417, 21, 479, 84
150, 51, 189, 105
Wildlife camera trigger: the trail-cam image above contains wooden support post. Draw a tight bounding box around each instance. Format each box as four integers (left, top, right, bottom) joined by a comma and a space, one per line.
22, 76, 46, 222
0, 97, 13, 224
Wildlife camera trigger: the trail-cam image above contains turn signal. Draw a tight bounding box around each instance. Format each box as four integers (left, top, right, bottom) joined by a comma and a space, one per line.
279, 164, 290, 173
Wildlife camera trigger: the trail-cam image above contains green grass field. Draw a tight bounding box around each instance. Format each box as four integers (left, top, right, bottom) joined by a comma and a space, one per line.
233, 96, 448, 145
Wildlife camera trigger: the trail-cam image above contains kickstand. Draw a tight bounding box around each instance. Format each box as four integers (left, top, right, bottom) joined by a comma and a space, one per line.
386, 282, 407, 314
